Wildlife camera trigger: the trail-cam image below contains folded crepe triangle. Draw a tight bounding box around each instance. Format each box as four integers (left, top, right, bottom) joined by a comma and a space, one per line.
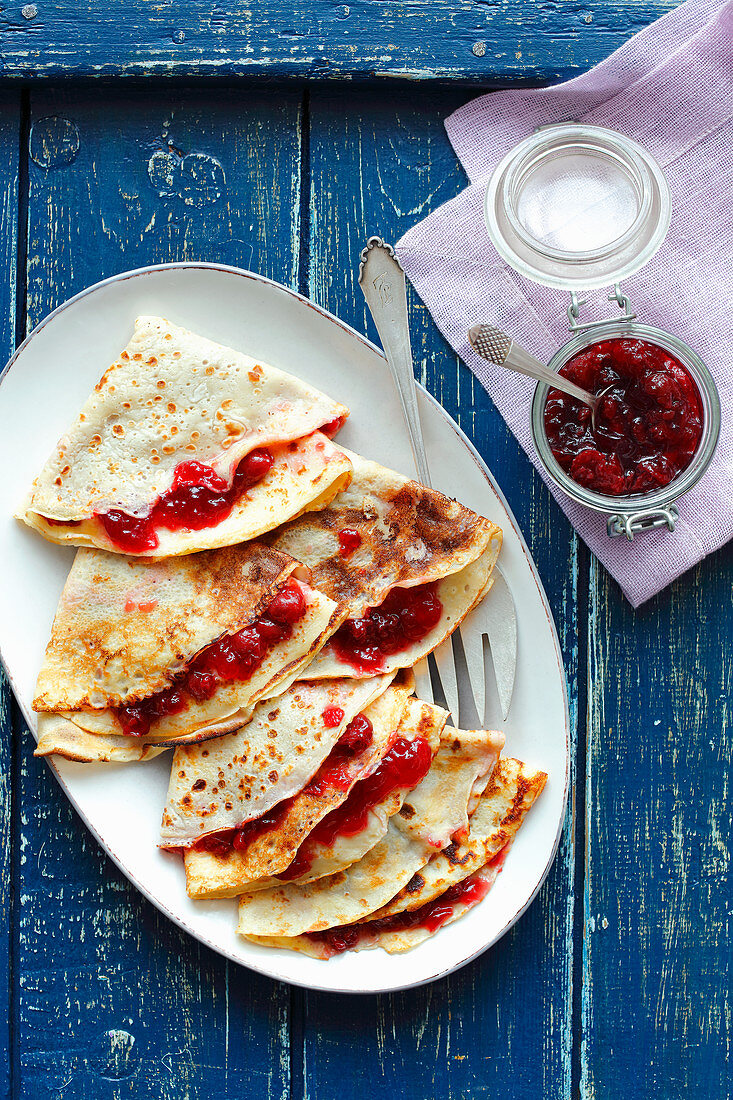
162, 670, 403, 850
272, 450, 502, 680
33, 541, 344, 762
20, 316, 352, 557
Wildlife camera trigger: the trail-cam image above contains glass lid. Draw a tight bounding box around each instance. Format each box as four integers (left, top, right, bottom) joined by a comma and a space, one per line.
484, 123, 671, 290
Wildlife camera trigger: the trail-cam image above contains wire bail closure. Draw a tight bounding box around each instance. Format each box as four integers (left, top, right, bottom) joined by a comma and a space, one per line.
607, 505, 679, 540
567, 284, 637, 333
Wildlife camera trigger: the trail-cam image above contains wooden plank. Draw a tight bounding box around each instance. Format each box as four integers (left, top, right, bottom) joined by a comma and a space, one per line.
0, 0, 680, 83
17, 85, 301, 1100
303, 85, 581, 1100
582, 558, 732, 1098
0, 90, 21, 1100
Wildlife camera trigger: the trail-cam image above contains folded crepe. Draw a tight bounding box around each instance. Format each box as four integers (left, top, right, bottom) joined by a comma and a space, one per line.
259, 697, 452, 890
33, 542, 343, 763
161, 670, 401, 850
250, 864, 500, 959
19, 316, 352, 557
269, 451, 502, 679
180, 679, 448, 899
246, 756, 547, 957
361, 756, 547, 922
236, 724, 504, 938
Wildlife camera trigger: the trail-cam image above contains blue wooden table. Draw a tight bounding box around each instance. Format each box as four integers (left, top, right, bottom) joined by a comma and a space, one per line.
0, 3, 730, 1098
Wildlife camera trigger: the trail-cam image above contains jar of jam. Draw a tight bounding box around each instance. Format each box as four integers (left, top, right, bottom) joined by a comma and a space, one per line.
484, 123, 721, 539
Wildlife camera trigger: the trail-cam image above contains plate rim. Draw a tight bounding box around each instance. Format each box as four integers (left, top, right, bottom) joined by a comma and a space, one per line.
0, 260, 571, 994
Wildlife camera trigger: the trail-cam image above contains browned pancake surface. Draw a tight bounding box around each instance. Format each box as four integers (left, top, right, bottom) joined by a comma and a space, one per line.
34, 541, 303, 711
270, 451, 501, 616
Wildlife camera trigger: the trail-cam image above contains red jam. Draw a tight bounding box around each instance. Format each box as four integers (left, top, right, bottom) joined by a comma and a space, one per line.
332, 582, 443, 673
45, 517, 81, 527
335, 712, 373, 756
303, 713, 375, 796
195, 797, 295, 857
544, 338, 703, 496
280, 735, 433, 881
306, 868, 493, 955
322, 705, 345, 728
115, 577, 306, 736
337, 528, 362, 557
321, 415, 346, 438
95, 448, 274, 553
487, 843, 510, 873
193, 711, 374, 855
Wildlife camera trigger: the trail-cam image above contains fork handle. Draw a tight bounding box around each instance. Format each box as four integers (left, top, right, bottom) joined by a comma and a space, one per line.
358, 237, 433, 488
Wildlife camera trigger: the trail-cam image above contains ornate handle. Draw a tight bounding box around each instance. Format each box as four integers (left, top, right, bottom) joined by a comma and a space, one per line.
358, 237, 432, 488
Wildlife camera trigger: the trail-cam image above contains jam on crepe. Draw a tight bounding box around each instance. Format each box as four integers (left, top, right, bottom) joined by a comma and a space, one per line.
280, 734, 433, 881
44, 406, 348, 550
193, 711, 376, 855
96, 449, 274, 553
196, 798, 295, 858
331, 582, 443, 673
303, 713, 375, 796
306, 861, 502, 955
320, 415, 347, 438
322, 705, 345, 728
544, 338, 703, 496
115, 577, 307, 737
337, 528, 362, 557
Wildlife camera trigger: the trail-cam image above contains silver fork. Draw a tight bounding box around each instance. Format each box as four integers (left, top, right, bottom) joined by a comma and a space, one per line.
358, 236, 517, 727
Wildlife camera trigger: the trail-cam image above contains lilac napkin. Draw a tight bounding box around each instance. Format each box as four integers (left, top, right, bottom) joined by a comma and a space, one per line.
397, 0, 733, 607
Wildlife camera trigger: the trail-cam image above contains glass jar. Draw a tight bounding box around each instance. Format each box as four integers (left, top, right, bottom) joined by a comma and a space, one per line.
483, 122, 721, 539
530, 323, 721, 539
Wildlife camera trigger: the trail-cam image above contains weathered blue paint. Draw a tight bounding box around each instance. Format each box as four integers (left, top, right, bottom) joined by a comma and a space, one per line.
0, 22, 728, 1098
582, 552, 733, 1100
0, 91, 20, 1100
0, 0, 680, 84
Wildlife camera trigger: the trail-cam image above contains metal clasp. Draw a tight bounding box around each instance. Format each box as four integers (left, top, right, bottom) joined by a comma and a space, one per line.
607, 505, 679, 540
568, 284, 637, 333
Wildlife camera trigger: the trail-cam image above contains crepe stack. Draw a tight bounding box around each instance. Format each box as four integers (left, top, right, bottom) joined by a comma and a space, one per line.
235, 732, 546, 956
21, 316, 549, 957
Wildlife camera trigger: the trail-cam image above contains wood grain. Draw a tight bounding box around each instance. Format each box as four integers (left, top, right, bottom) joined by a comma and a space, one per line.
582, 553, 732, 1099
302, 85, 582, 1100
0, 67, 727, 1100
18, 85, 303, 1100
0, 0, 680, 83
0, 90, 21, 1100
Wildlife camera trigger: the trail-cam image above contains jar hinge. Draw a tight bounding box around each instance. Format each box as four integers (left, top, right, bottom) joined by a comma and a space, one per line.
607, 505, 679, 540
568, 284, 636, 333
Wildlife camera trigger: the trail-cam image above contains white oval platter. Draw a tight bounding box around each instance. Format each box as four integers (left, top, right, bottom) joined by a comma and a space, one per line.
0, 263, 569, 995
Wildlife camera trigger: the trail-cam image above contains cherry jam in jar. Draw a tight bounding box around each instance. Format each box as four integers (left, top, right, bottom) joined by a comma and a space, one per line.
531, 324, 720, 539
544, 337, 703, 496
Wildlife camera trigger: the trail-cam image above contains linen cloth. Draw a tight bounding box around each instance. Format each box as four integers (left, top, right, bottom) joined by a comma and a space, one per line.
396, 0, 733, 606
